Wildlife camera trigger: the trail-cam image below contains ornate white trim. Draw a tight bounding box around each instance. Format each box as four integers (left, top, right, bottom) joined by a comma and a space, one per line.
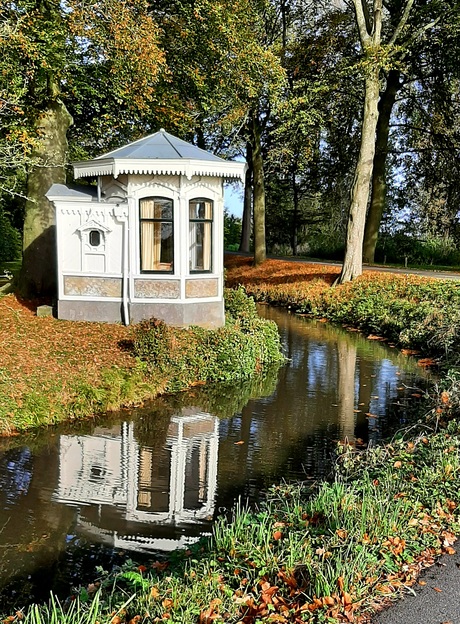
73, 158, 246, 182
76, 220, 111, 233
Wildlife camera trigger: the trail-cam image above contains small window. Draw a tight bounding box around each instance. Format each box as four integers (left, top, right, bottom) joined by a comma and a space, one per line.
89, 230, 101, 247
189, 199, 213, 272
140, 197, 174, 272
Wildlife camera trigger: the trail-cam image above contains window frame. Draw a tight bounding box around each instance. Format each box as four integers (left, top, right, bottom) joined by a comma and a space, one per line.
189, 197, 213, 274
139, 196, 174, 274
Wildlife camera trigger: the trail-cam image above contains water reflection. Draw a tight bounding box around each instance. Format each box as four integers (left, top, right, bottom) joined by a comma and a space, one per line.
0, 309, 431, 605
55, 413, 219, 552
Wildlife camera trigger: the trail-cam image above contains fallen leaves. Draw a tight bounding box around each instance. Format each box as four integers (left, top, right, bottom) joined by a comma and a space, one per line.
0, 294, 136, 432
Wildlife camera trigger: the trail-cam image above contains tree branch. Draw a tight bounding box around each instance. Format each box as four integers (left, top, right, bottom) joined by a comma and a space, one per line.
362, 0, 373, 33
388, 0, 415, 47
405, 15, 442, 48
372, 0, 383, 43
353, 0, 372, 46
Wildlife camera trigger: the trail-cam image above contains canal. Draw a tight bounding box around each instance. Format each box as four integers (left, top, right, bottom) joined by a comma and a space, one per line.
0, 307, 431, 608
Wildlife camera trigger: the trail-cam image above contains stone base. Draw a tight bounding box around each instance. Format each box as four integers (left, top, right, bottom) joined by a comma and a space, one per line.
58, 299, 225, 328
58, 300, 124, 323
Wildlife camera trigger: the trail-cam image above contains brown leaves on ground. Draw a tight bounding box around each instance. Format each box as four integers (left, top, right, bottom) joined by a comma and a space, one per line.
225, 255, 339, 290
0, 294, 135, 429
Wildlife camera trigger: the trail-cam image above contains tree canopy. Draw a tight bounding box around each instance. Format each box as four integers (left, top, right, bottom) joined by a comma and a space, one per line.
2, 0, 460, 290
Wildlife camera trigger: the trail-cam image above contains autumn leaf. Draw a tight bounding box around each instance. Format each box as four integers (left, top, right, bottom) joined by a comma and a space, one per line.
342, 591, 353, 606
441, 391, 450, 404
316, 547, 326, 556
151, 587, 160, 599
152, 561, 169, 571
162, 598, 174, 610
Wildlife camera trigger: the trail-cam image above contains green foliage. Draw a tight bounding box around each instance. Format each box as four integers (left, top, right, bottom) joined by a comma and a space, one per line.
224, 210, 242, 250
306, 230, 345, 261
376, 233, 460, 267
132, 289, 284, 391
0, 209, 21, 263
223, 285, 258, 321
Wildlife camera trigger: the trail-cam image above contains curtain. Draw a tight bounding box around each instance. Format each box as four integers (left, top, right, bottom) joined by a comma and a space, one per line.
140, 198, 173, 271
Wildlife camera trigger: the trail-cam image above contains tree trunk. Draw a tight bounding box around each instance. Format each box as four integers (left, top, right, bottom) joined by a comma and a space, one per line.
335, 67, 380, 284
363, 69, 401, 263
291, 163, 299, 256
239, 141, 253, 253
251, 112, 266, 266
19, 99, 73, 298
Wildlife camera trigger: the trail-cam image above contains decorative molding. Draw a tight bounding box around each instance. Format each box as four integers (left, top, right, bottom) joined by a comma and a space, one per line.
74, 158, 246, 183
76, 220, 111, 233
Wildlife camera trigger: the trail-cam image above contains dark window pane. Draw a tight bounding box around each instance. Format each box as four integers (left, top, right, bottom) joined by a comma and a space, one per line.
189, 200, 212, 221
140, 198, 173, 220
89, 230, 101, 247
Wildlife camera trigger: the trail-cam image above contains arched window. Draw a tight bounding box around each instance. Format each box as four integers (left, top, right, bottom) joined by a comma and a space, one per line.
140, 197, 174, 272
189, 198, 213, 272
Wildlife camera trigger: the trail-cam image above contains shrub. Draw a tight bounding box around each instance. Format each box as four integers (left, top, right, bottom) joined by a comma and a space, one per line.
224, 285, 258, 321
376, 233, 460, 267
132, 289, 284, 391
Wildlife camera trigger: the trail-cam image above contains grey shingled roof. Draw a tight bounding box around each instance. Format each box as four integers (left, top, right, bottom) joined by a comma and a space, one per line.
46, 184, 97, 200
94, 129, 225, 162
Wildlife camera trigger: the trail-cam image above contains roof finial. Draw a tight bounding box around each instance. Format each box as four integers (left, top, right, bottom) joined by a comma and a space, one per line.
160, 128, 165, 132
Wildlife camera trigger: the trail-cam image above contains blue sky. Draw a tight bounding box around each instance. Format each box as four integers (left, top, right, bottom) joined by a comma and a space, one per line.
224, 181, 244, 218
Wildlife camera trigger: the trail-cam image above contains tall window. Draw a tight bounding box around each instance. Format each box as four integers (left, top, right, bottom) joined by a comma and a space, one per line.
140, 197, 173, 272
189, 199, 212, 272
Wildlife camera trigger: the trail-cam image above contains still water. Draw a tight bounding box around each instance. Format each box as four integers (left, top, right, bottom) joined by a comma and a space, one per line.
0, 308, 430, 606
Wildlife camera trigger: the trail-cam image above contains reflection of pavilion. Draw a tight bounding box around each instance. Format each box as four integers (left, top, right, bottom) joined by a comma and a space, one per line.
54, 411, 219, 552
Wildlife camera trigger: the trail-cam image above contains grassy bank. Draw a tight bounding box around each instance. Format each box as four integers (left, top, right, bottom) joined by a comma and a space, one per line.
6, 422, 460, 623
225, 256, 460, 366
0, 288, 283, 434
